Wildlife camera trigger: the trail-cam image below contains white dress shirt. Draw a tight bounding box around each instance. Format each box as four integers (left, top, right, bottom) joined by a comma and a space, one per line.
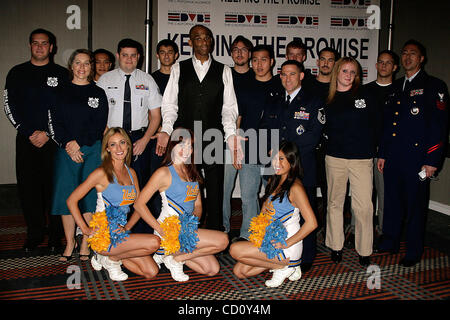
97, 68, 162, 131
286, 87, 301, 102
161, 55, 238, 141
403, 69, 421, 91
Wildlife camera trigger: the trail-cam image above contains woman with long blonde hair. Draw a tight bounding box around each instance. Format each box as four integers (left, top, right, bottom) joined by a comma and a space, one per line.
323, 57, 377, 267
66, 127, 161, 281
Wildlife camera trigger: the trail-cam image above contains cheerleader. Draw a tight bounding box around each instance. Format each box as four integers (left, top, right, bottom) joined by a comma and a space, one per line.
133, 128, 229, 282
230, 141, 317, 287
66, 127, 161, 281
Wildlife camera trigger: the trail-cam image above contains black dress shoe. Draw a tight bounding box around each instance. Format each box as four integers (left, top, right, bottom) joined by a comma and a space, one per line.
301, 262, 313, 273
331, 250, 343, 264
400, 258, 420, 267
358, 255, 371, 267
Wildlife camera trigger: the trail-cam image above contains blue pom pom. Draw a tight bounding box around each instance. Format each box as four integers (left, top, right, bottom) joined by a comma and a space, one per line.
259, 219, 288, 260
178, 212, 199, 253
106, 205, 130, 248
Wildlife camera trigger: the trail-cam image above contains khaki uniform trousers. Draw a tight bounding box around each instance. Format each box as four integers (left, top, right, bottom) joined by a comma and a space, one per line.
325, 155, 373, 257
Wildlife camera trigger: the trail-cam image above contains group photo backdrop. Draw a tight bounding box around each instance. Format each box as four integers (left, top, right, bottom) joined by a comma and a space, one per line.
157, 0, 380, 82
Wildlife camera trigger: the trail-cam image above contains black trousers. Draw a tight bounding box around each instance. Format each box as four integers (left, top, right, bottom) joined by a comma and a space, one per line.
381, 164, 429, 260
131, 138, 163, 234
127, 130, 152, 191
16, 133, 62, 244
301, 185, 318, 264
199, 162, 224, 231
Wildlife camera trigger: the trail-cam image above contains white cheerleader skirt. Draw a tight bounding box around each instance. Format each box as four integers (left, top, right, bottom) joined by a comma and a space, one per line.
278, 208, 303, 268
154, 191, 185, 256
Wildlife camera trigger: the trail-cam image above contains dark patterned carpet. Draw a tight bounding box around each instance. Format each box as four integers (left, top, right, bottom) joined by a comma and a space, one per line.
1, 213, 449, 304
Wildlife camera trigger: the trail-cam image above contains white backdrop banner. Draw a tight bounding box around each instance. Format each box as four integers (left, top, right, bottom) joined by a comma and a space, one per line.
157, 0, 380, 83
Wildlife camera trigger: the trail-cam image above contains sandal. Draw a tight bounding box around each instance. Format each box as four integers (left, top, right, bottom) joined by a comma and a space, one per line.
79, 253, 90, 261
58, 240, 78, 262
59, 254, 73, 262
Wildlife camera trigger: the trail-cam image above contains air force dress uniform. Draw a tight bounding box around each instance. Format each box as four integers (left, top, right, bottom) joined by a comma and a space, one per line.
97, 68, 162, 189
378, 70, 448, 262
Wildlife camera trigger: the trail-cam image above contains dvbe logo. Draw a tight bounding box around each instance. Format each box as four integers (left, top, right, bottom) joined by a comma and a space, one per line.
278, 15, 319, 28
225, 14, 267, 25
168, 12, 210, 23
331, 17, 367, 28
331, 0, 371, 7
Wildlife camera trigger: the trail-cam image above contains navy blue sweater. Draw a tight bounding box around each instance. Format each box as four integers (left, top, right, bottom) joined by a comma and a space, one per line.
49, 82, 108, 148
4, 61, 69, 138
324, 88, 377, 159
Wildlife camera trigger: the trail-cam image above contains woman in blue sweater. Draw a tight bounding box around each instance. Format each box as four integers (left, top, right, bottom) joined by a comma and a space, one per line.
323, 57, 377, 267
49, 49, 108, 262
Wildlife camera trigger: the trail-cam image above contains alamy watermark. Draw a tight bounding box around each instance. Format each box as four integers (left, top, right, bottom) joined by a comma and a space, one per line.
170, 122, 280, 175
66, 265, 81, 290
366, 264, 381, 289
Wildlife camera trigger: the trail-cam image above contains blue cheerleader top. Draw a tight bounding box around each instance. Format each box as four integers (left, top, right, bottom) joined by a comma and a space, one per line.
102, 164, 137, 214
268, 193, 295, 223
165, 165, 200, 215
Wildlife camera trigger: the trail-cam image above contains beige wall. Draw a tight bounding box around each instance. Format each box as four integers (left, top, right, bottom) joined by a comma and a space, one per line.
1, 0, 448, 205
0, 0, 151, 184
1, 0, 89, 184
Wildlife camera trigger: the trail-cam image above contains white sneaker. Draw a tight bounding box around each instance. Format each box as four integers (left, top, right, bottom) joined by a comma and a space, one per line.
288, 266, 302, 281
153, 253, 164, 269
91, 254, 104, 271
102, 257, 128, 281
163, 255, 189, 282
265, 266, 295, 288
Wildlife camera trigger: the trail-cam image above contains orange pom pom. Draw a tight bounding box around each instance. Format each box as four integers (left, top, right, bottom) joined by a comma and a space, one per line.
87, 211, 110, 252
248, 201, 275, 248
160, 215, 181, 255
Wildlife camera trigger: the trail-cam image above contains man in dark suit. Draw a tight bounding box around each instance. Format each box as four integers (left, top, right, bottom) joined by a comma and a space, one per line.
261, 59, 325, 272
377, 39, 448, 267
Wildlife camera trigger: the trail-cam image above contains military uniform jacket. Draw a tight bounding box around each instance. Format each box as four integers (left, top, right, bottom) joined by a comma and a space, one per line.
378, 70, 448, 169
261, 88, 325, 187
